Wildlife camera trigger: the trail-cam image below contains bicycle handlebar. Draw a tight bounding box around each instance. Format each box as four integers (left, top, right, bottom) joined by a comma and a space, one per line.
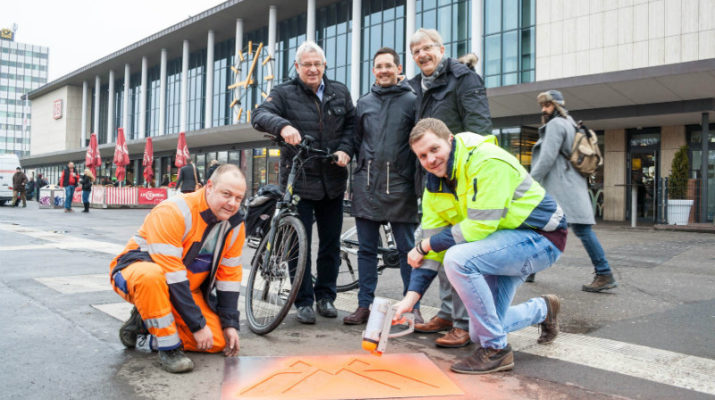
265, 133, 338, 162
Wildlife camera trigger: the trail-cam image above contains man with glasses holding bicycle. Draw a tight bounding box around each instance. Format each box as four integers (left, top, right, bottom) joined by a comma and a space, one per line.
253, 41, 355, 325
343, 47, 422, 326
408, 28, 493, 348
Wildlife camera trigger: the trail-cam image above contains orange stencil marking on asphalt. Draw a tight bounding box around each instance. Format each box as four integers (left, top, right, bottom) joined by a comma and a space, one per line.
221, 353, 464, 399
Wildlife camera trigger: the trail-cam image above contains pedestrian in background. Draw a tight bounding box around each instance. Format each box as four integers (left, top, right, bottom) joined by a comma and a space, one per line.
26, 173, 35, 201
175, 159, 202, 194
59, 161, 79, 213
408, 28, 493, 348
80, 168, 95, 213
253, 40, 355, 325
206, 160, 219, 181
344, 47, 422, 326
529, 90, 617, 293
35, 173, 48, 201
12, 167, 28, 207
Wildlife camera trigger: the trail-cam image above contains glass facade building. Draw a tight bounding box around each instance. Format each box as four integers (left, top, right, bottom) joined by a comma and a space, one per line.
482, 0, 535, 88
0, 33, 48, 156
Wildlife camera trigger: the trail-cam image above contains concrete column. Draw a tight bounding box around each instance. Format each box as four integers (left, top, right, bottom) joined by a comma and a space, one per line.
180, 40, 189, 133
81, 80, 88, 146
350, 0, 362, 101
471, 0, 484, 75
107, 70, 115, 142
94, 75, 100, 140
700, 112, 710, 223
235, 19, 244, 66
405, 0, 416, 78
307, 0, 316, 42
205, 30, 215, 129
268, 6, 277, 56
604, 129, 627, 221
123, 64, 130, 139
159, 49, 167, 136
139, 56, 148, 138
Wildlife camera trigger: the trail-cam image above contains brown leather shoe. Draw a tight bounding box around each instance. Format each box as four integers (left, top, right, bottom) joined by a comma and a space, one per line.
343, 307, 370, 325
537, 294, 560, 344
435, 327, 471, 348
414, 315, 452, 333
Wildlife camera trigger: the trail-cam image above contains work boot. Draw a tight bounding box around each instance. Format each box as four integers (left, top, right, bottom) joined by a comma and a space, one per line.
582, 274, 618, 292
525, 273, 535, 282
296, 306, 316, 324
158, 348, 194, 373
435, 327, 471, 348
414, 315, 452, 333
119, 307, 147, 348
343, 307, 370, 325
537, 294, 560, 344
316, 298, 337, 318
450, 345, 514, 374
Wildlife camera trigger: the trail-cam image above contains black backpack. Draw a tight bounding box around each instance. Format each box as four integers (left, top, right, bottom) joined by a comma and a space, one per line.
244, 184, 282, 247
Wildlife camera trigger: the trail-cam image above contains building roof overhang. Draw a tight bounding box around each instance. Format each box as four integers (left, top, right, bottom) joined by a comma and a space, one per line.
487, 58, 715, 130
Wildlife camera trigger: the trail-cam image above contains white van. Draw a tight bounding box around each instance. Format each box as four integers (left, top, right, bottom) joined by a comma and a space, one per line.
0, 154, 21, 206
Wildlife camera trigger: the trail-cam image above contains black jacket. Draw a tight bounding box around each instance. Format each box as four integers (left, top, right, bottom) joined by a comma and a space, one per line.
176, 164, 202, 192
351, 79, 418, 223
252, 76, 355, 201
409, 57, 492, 135
206, 164, 219, 181
80, 174, 93, 191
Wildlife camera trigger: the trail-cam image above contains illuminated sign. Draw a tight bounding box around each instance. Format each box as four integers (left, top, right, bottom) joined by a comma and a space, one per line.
53, 99, 63, 120
0, 28, 13, 41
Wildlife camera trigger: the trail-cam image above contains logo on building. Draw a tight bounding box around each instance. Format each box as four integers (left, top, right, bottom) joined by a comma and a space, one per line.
0, 28, 14, 41
53, 99, 63, 120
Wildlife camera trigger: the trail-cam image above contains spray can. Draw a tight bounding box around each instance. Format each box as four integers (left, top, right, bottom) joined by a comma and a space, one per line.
361, 296, 415, 355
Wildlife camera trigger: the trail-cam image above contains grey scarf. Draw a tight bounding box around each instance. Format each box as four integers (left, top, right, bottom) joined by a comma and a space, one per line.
420, 57, 449, 92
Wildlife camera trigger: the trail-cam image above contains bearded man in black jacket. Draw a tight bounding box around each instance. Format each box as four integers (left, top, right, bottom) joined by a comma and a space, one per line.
252, 41, 355, 325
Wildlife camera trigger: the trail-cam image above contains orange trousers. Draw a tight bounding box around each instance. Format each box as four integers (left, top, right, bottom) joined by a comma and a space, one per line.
111, 261, 226, 352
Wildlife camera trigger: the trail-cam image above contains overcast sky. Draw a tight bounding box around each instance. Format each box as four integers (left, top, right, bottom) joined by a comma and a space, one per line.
5, 0, 224, 81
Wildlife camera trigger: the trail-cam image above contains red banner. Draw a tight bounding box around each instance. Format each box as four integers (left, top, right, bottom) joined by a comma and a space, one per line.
138, 188, 168, 205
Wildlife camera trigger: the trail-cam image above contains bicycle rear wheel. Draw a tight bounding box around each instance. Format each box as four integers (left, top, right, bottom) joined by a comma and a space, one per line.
245, 215, 307, 335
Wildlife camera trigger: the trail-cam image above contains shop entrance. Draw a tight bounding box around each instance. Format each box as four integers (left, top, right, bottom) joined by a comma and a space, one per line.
627, 129, 660, 223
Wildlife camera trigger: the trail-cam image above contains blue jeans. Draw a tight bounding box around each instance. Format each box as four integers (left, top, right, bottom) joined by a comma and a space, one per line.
82, 190, 91, 204
355, 218, 418, 309
64, 186, 75, 210
444, 229, 561, 349
570, 223, 612, 275
294, 196, 343, 307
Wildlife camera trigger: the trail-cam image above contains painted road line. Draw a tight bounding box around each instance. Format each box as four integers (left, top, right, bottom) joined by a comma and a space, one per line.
0, 223, 124, 255
36, 273, 110, 294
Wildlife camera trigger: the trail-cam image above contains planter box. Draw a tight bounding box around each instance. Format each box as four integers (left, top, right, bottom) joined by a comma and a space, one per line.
667, 199, 694, 225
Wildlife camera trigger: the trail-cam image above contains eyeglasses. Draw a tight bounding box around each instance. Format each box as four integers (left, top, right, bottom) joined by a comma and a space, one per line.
412, 43, 440, 55
299, 62, 325, 69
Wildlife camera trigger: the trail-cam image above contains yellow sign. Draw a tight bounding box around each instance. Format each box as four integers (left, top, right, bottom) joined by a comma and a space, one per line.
0, 28, 14, 41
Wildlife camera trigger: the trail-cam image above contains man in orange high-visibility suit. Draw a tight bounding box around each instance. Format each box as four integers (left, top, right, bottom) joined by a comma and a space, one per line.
110, 164, 246, 373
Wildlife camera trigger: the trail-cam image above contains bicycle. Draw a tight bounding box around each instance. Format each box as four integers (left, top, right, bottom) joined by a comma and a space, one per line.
315, 216, 411, 293
245, 135, 337, 335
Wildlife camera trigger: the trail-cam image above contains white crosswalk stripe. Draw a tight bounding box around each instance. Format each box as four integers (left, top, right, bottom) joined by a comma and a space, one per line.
5, 224, 714, 396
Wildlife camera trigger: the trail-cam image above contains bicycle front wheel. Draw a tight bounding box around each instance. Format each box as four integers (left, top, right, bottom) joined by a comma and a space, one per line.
245, 215, 307, 335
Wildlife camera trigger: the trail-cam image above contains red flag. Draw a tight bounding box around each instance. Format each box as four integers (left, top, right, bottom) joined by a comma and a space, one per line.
175, 131, 190, 168
142, 137, 154, 184
84, 133, 102, 176
113, 127, 130, 182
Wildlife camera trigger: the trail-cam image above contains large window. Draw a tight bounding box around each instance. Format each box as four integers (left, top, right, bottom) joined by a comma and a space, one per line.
416, 0, 471, 61
361, 0, 406, 94
113, 76, 124, 139
212, 38, 236, 127
128, 72, 141, 140
483, 0, 535, 87
186, 49, 206, 132
147, 65, 161, 136
316, 0, 352, 87
165, 58, 182, 135
277, 14, 307, 83
687, 124, 715, 222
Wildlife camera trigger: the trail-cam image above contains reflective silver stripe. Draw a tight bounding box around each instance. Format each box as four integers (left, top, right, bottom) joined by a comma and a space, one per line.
144, 313, 175, 330
422, 227, 447, 237
146, 243, 183, 258
156, 332, 181, 348
513, 175, 533, 200
216, 281, 242, 292
165, 270, 188, 284
132, 235, 149, 252
228, 224, 242, 248
543, 204, 565, 231
420, 259, 441, 272
167, 197, 192, 241
467, 208, 508, 220
220, 256, 242, 267
451, 224, 466, 244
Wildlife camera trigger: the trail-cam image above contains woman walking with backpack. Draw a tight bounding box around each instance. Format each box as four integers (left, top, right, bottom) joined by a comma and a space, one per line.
80, 168, 95, 213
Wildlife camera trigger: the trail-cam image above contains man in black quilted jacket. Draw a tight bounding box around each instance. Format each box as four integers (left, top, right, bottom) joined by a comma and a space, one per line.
252, 41, 355, 325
